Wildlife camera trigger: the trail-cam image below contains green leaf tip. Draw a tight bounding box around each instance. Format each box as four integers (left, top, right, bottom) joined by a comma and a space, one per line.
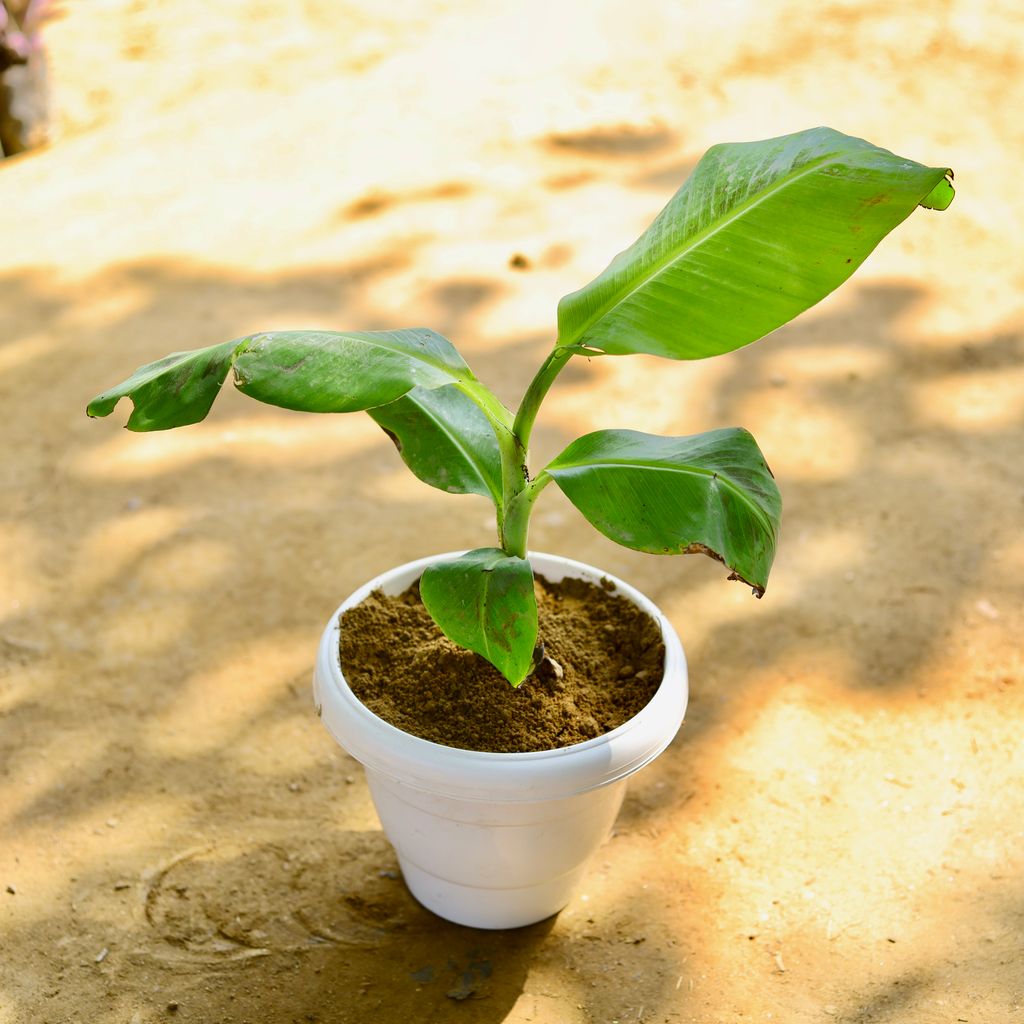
419, 548, 539, 687
920, 170, 955, 211
86, 339, 246, 431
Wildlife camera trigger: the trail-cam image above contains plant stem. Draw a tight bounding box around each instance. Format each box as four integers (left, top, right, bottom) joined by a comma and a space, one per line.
501, 472, 553, 557
453, 378, 518, 540
492, 344, 583, 557
463, 347, 579, 558
512, 345, 575, 452
456, 377, 514, 434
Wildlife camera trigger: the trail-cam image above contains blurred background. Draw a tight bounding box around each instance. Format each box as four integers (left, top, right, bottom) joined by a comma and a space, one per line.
1, 2, 1021, 1022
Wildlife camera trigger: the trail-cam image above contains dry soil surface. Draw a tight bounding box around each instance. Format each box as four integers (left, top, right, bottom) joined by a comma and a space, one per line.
1, 2, 1023, 1022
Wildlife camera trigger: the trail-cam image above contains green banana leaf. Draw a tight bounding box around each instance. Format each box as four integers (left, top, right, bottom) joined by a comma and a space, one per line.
369, 384, 503, 503
87, 328, 473, 430
545, 427, 781, 594
557, 126, 954, 360
86, 340, 242, 431
419, 548, 538, 686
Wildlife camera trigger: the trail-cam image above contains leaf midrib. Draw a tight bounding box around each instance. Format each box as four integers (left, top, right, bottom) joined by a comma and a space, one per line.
478, 568, 494, 662
560, 151, 841, 346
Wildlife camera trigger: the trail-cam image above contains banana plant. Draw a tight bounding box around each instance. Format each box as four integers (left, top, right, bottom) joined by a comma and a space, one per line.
88, 127, 954, 686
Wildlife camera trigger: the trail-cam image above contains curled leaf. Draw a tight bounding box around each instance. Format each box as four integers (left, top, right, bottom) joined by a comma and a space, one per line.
546, 428, 781, 595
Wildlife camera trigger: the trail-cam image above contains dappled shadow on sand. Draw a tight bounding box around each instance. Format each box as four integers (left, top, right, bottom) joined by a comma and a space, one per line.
2, 831, 559, 1023
1, 131, 1020, 1019
693, 284, 1021, 685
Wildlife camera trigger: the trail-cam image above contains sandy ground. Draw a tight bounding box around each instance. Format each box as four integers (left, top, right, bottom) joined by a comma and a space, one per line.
2, 2, 1023, 1021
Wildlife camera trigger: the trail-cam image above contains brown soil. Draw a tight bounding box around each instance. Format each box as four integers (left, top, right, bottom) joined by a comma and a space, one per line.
2, 4, 1023, 1024
341, 574, 664, 752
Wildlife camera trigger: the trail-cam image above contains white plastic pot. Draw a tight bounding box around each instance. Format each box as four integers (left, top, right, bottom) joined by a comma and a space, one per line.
313, 551, 688, 929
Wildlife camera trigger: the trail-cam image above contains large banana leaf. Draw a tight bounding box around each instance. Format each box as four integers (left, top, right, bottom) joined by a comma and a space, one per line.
368, 384, 503, 502
419, 548, 538, 686
557, 127, 954, 360
87, 329, 473, 430
545, 428, 781, 594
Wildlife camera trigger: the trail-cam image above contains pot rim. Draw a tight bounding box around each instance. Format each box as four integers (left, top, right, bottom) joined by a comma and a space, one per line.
314, 551, 688, 802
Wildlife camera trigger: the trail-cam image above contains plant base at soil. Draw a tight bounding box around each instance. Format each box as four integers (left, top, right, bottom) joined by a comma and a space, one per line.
341, 573, 665, 753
